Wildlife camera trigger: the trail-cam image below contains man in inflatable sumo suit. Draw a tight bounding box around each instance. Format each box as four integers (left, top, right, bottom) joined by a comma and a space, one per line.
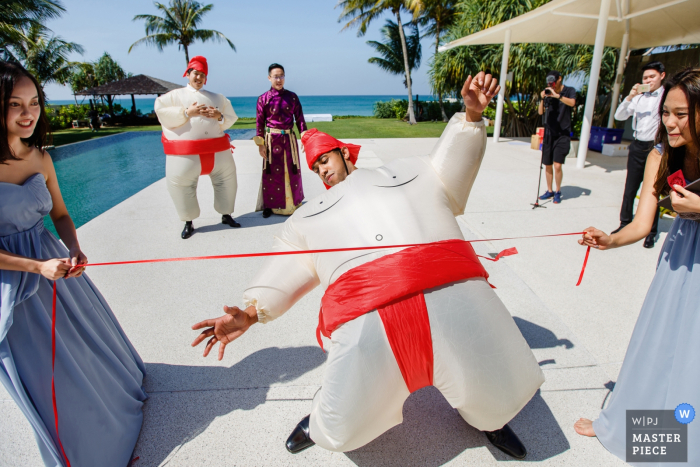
155, 56, 241, 239
191, 72, 544, 459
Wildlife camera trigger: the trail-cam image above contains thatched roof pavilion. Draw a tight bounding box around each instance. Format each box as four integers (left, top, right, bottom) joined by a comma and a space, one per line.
75, 74, 182, 114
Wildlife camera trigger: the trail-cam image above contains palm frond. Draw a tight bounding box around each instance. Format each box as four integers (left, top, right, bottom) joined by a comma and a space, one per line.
131, 0, 234, 57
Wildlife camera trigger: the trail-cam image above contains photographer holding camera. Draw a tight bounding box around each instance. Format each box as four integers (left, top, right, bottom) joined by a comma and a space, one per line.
537, 71, 577, 204
611, 61, 665, 248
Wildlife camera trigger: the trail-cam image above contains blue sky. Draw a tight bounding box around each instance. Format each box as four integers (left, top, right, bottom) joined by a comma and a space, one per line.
43, 0, 437, 100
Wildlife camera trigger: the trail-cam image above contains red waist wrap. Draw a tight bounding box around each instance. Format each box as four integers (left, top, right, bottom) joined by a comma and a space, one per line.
161, 134, 235, 176
317, 239, 488, 393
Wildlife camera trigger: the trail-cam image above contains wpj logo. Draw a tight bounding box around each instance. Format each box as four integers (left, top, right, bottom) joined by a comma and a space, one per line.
626, 406, 694, 463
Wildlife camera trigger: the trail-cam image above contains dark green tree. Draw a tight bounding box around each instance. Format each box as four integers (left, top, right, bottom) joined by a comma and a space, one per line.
0, 0, 64, 61
70, 53, 130, 113
13, 23, 83, 88
430, 0, 618, 136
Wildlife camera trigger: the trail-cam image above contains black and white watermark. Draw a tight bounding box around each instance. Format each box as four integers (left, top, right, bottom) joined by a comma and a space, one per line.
626, 404, 695, 463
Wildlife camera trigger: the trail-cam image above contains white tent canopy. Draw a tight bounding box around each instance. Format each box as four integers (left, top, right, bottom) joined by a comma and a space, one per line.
439, 0, 700, 168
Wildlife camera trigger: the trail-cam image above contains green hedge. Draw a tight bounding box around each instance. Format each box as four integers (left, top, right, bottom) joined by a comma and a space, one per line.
45, 103, 130, 130
374, 98, 464, 121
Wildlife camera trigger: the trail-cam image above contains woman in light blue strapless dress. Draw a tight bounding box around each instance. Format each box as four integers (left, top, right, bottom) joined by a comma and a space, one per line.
0, 64, 146, 465
574, 68, 700, 465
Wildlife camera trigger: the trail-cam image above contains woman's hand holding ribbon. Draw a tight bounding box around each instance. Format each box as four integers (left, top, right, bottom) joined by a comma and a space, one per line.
66, 247, 87, 278
579, 227, 613, 250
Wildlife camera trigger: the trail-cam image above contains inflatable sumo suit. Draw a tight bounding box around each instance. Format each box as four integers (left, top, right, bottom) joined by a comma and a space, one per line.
243, 114, 545, 452
154, 56, 239, 221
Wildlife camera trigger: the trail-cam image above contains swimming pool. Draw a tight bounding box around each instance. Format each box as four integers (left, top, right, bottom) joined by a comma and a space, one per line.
46, 129, 256, 234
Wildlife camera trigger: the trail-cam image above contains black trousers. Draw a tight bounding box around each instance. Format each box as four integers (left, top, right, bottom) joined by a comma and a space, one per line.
619, 140, 660, 236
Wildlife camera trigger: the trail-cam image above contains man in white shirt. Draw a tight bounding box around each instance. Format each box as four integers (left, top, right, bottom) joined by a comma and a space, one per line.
155, 56, 240, 239
613, 61, 665, 248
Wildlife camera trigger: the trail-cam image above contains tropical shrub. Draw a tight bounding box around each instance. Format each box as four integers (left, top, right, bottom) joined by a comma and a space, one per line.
46, 103, 127, 130
373, 99, 409, 119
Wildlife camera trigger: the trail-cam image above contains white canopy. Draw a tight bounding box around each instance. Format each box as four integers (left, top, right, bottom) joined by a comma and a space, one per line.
438, 0, 700, 168
439, 0, 700, 50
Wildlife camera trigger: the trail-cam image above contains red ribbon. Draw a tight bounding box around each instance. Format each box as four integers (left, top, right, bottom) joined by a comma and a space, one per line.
52, 281, 71, 466
70, 232, 587, 271
52, 232, 590, 457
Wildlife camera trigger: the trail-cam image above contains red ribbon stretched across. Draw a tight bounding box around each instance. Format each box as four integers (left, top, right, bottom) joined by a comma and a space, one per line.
52, 231, 591, 461
51, 281, 71, 467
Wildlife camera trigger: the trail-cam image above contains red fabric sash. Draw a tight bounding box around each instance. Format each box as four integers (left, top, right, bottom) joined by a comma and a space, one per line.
161, 134, 234, 176
378, 292, 434, 393
317, 239, 489, 392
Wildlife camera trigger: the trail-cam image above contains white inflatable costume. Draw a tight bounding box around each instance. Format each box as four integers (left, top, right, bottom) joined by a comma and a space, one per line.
243, 114, 544, 452
154, 57, 238, 222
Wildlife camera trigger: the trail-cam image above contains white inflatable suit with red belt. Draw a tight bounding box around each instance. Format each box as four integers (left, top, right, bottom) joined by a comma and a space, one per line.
154, 57, 238, 222
243, 113, 545, 452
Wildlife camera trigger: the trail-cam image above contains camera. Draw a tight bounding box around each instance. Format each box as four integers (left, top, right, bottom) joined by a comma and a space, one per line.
544, 89, 553, 96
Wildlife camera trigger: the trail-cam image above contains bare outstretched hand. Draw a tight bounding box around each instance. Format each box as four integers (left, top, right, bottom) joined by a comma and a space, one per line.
461, 71, 501, 122
191, 305, 258, 360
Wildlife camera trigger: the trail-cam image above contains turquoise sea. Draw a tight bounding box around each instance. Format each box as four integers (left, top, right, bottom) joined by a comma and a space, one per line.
48, 94, 423, 118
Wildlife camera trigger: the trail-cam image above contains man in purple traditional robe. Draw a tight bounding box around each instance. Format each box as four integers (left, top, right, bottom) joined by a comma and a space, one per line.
254, 63, 307, 218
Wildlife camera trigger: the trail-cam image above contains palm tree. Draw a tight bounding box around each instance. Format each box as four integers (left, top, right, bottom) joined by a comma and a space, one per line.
13, 23, 83, 88
129, 0, 235, 64
410, 0, 458, 121
338, 0, 418, 124
556, 44, 619, 125
0, 0, 65, 61
367, 20, 421, 90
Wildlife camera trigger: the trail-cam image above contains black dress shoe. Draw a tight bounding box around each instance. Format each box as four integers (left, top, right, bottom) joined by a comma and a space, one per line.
181, 221, 194, 239
262, 208, 273, 219
286, 415, 314, 454
484, 424, 527, 459
643, 234, 655, 249
610, 224, 626, 235
222, 214, 241, 228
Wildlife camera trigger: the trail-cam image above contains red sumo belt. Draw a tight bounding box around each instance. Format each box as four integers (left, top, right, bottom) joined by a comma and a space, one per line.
161, 134, 235, 176
317, 240, 489, 393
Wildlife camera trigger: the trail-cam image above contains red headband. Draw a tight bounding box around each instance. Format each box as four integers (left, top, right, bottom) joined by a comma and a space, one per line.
184, 56, 208, 83
302, 128, 361, 189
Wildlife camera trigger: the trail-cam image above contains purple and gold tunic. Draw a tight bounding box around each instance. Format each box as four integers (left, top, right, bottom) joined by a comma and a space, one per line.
256, 88, 307, 213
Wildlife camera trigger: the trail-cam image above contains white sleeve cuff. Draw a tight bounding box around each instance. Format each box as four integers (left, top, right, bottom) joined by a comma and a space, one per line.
243, 297, 271, 324
454, 112, 485, 129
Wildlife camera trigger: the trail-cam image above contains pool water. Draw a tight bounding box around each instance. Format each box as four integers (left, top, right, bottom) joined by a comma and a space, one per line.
46, 129, 255, 234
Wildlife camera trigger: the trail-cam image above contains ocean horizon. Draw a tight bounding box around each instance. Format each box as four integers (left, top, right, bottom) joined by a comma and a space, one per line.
47, 94, 430, 118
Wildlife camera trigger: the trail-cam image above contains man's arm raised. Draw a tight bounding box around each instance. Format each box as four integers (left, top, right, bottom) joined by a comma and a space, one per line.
429, 72, 500, 215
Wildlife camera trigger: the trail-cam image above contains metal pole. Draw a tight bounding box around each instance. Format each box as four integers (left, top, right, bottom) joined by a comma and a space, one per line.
494, 29, 511, 143
607, 1, 629, 128
607, 31, 629, 128
576, 0, 612, 169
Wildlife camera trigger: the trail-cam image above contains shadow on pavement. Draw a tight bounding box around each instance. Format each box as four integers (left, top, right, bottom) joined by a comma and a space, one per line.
582, 151, 628, 173
346, 388, 568, 465
559, 185, 591, 200
135, 346, 325, 465
513, 317, 574, 350
193, 222, 242, 234
234, 210, 289, 227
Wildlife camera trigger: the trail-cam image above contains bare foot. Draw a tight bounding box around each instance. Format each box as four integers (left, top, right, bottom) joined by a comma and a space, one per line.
574, 418, 596, 437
